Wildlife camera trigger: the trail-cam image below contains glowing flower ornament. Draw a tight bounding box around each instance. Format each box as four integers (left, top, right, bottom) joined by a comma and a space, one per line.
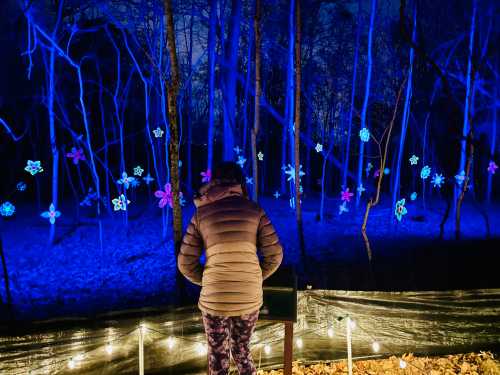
201, 169, 211, 183
384, 168, 390, 175
284, 164, 305, 182
359, 128, 370, 142
246, 177, 253, 185
112, 194, 130, 211
420, 165, 431, 180
66, 148, 85, 165
394, 199, 407, 222
374, 169, 380, 178
130, 178, 141, 188
233, 146, 242, 155
237, 155, 246, 168
143, 173, 155, 185
431, 173, 445, 188
153, 127, 164, 138
117, 172, 136, 190
154, 183, 183, 209
17, 182, 27, 191
258, 151, 264, 161
133, 166, 144, 176
40, 203, 61, 224
25, 160, 43, 175
365, 162, 373, 177
410, 192, 417, 201
315, 143, 323, 153
455, 170, 465, 185
273, 191, 280, 199
80, 188, 98, 207
0, 202, 15, 217
357, 184, 366, 196
488, 161, 498, 174
409, 155, 419, 165
338, 201, 349, 215
341, 188, 354, 202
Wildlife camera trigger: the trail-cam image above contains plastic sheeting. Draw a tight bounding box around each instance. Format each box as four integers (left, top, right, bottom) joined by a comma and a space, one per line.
1, 289, 499, 374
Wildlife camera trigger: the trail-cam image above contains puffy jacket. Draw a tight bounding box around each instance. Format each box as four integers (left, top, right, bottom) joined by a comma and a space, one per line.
178, 180, 283, 316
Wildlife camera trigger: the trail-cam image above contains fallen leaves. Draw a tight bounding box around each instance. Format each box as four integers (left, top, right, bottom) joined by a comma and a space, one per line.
257, 352, 500, 375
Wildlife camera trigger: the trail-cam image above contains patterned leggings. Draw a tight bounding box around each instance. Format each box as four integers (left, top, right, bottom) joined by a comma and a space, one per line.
201, 310, 259, 375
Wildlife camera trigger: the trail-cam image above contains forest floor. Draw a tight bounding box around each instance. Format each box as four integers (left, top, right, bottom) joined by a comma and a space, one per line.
0, 195, 499, 321
256, 352, 500, 375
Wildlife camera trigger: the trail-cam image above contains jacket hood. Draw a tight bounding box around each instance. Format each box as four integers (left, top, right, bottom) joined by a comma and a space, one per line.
194, 179, 244, 207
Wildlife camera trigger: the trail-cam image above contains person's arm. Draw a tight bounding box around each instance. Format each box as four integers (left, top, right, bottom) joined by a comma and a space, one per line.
178, 213, 203, 286
257, 209, 283, 280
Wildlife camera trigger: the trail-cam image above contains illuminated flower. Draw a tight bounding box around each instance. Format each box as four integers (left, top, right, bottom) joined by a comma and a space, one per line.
284, 164, 305, 182
117, 172, 136, 190
130, 178, 141, 188
273, 191, 280, 199
201, 169, 211, 183
154, 184, 183, 209
394, 199, 407, 221
374, 169, 380, 178
409, 155, 419, 165
410, 192, 417, 201
17, 182, 27, 191
455, 170, 466, 185
431, 173, 445, 188
488, 161, 498, 174
258, 151, 264, 161
237, 155, 246, 168
384, 168, 390, 175
365, 162, 373, 177
420, 165, 431, 179
233, 146, 242, 155
133, 166, 144, 176
359, 128, 370, 142
357, 184, 366, 196
341, 188, 354, 202
143, 173, 155, 185
0, 202, 15, 217
24, 160, 43, 175
246, 177, 253, 185
112, 194, 130, 211
153, 127, 164, 138
66, 148, 86, 165
40, 203, 61, 224
80, 188, 98, 207
338, 201, 349, 215
315, 143, 323, 153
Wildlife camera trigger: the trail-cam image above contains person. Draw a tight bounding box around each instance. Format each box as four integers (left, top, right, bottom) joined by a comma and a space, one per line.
178, 161, 283, 375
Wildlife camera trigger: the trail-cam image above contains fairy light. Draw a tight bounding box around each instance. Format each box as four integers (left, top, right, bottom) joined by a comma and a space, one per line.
327, 327, 334, 338
264, 344, 271, 355
196, 342, 207, 356
372, 341, 380, 352
68, 358, 75, 369
399, 359, 407, 369
140, 323, 146, 335
105, 343, 113, 355
165, 336, 176, 350
349, 319, 356, 330
295, 338, 303, 349
74, 354, 84, 362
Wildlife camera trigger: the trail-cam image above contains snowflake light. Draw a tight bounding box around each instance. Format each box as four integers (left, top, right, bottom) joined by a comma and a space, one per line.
153, 127, 164, 138
117, 172, 136, 190
315, 143, 323, 153
40, 203, 61, 224
16, 182, 27, 191
455, 170, 466, 185
431, 173, 445, 188
143, 173, 155, 185
66, 147, 85, 165
273, 191, 280, 199
409, 155, 419, 165
338, 201, 349, 215
357, 184, 366, 196
284, 164, 305, 182
201, 169, 211, 183
233, 146, 242, 155
341, 188, 354, 202
420, 165, 431, 180
24, 160, 43, 175
359, 127, 370, 142
246, 177, 253, 185
237, 155, 246, 168
0, 202, 15, 217
410, 192, 417, 201
488, 161, 498, 174
133, 166, 144, 176
257, 151, 264, 161
112, 194, 130, 211
394, 198, 407, 222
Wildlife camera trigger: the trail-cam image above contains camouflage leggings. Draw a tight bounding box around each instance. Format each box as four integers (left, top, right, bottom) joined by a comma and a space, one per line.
201, 310, 259, 375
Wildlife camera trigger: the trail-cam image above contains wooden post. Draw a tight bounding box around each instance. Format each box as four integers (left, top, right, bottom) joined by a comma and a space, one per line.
284, 321, 293, 375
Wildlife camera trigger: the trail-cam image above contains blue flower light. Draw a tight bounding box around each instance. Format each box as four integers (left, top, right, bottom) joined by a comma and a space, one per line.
0, 202, 16, 217
420, 165, 431, 179
410, 192, 417, 201
359, 128, 370, 142
41, 203, 61, 225
25, 160, 43, 175
395, 199, 407, 221
17, 182, 27, 191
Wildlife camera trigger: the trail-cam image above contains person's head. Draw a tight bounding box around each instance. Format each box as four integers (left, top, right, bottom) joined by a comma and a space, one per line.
212, 161, 248, 198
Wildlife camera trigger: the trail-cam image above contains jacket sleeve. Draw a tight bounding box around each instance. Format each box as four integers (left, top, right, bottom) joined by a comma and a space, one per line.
257, 208, 283, 280
178, 213, 203, 286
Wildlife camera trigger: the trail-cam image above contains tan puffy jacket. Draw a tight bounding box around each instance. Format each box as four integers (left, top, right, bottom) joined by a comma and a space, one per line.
178, 180, 283, 316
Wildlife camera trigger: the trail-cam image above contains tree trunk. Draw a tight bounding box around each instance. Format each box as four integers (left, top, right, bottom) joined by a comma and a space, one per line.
251, 0, 262, 202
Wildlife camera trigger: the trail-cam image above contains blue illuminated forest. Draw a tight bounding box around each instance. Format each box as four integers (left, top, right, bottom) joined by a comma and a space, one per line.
0, 0, 499, 322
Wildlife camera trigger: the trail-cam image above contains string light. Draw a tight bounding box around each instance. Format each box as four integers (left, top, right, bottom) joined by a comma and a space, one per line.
295, 338, 303, 349
105, 343, 113, 355
166, 336, 176, 350
68, 358, 75, 369
399, 359, 407, 369
372, 341, 380, 352
327, 327, 334, 338
195, 342, 207, 356
349, 319, 356, 330
264, 344, 271, 355
140, 323, 147, 335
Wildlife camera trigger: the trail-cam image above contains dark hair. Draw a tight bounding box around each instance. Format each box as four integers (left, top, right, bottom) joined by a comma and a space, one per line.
213, 161, 245, 185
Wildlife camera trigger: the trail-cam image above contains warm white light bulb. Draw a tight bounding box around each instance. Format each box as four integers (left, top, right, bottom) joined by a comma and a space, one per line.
399, 359, 407, 369
74, 354, 84, 362
349, 319, 356, 330
140, 323, 146, 335
372, 341, 380, 352
196, 343, 207, 356
327, 327, 334, 338
105, 343, 113, 355
295, 338, 303, 349
264, 344, 271, 355
68, 359, 75, 369
166, 336, 176, 350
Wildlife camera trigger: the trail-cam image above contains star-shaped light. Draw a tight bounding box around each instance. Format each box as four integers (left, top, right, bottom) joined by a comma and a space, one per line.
133, 166, 144, 176
112, 194, 130, 211
233, 146, 242, 155
395, 198, 407, 221
409, 155, 419, 165
257, 151, 264, 161
237, 155, 246, 168
25, 160, 43, 175
431, 173, 445, 188
153, 127, 164, 138
357, 184, 366, 196
274, 191, 280, 199
40, 203, 61, 224
246, 177, 253, 185
359, 128, 370, 142
341, 188, 354, 202
284, 164, 305, 182
338, 201, 349, 215
143, 173, 155, 185
315, 143, 323, 153
488, 161, 498, 174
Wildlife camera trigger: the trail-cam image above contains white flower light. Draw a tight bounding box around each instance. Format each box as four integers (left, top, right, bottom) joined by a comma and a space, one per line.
372, 341, 380, 352
68, 359, 76, 369
166, 336, 176, 350
295, 338, 303, 349
264, 344, 271, 355
399, 359, 407, 369
327, 327, 334, 338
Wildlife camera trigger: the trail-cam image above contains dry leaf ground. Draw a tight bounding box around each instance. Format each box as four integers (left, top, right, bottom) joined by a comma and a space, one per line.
257, 352, 500, 375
